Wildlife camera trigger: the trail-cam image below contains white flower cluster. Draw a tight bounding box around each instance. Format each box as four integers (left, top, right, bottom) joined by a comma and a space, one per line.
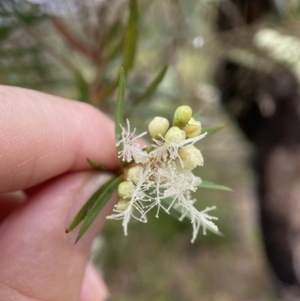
107, 105, 218, 242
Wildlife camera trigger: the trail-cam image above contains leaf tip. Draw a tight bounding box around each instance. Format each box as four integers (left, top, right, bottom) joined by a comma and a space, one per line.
75, 235, 81, 244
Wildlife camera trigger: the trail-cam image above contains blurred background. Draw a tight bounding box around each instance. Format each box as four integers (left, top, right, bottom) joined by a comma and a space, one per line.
2, 0, 300, 300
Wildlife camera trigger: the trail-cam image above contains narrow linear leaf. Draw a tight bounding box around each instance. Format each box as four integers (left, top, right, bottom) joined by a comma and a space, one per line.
202, 124, 226, 136
103, 19, 122, 47
199, 181, 232, 192
105, 39, 123, 62
133, 64, 168, 106
75, 72, 90, 103
66, 176, 119, 233
75, 176, 123, 243
115, 67, 126, 164
87, 158, 108, 171
103, 20, 123, 61
192, 109, 204, 119
122, 0, 139, 72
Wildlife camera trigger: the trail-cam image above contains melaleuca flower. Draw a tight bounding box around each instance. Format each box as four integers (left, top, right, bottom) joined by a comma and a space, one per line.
107, 105, 218, 243
116, 119, 149, 163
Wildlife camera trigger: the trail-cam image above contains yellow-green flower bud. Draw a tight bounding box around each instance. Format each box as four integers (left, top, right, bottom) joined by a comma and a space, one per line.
165, 126, 186, 143
115, 199, 130, 211
184, 117, 202, 138
178, 145, 204, 170
173, 105, 193, 128
118, 181, 133, 200
127, 165, 144, 184
148, 117, 170, 139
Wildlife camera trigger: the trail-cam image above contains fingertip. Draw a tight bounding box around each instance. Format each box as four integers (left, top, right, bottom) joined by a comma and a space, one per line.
80, 263, 110, 301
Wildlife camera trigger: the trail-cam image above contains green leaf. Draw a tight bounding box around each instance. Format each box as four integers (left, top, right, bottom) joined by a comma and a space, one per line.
87, 158, 108, 171
75, 72, 90, 103
199, 181, 232, 192
122, 0, 139, 72
75, 176, 123, 243
105, 39, 123, 62
132, 64, 168, 106
102, 19, 123, 62
115, 67, 126, 164
192, 109, 204, 119
103, 19, 122, 47
202, 124, 225, 136
66, 176, 120, 233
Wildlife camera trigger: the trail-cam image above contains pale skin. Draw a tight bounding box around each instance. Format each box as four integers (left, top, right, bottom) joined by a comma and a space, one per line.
0, 85, 120, 301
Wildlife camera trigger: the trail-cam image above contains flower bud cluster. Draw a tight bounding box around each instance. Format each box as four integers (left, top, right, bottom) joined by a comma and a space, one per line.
109, 105, 218, 243
115, 166, 143, 212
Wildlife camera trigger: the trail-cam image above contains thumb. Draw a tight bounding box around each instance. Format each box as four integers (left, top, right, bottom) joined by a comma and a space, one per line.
0, 171, 115, 301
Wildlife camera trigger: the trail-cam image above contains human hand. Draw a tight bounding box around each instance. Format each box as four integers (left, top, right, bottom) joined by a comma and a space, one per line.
0, 85, 119, 301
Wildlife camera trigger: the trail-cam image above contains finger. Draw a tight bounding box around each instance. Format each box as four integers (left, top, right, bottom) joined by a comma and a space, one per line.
0, 85, 119, 193
80, 263, 109, 301
0, 171, 117, 301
